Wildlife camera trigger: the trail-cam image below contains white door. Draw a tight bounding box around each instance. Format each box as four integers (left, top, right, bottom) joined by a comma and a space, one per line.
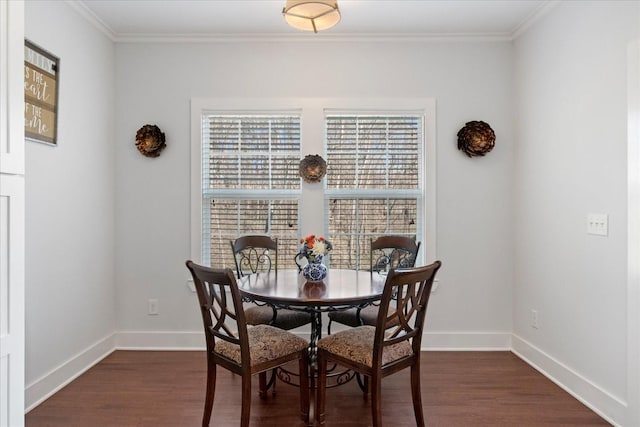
0, 1, 25, 426
0, 176, 25, 427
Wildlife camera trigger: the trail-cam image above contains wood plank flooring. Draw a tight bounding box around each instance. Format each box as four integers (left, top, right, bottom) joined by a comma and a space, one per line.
25, 350, 610, 426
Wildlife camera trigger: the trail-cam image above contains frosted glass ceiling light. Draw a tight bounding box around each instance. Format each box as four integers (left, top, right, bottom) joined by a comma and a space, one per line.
283, 0, 341, 33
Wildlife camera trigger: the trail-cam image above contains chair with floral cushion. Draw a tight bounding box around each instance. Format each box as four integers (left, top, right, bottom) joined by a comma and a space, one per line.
230, 235, 311, 331
316, 261, 441, 427
327, 235, 421, 334
185, 260, 310, 427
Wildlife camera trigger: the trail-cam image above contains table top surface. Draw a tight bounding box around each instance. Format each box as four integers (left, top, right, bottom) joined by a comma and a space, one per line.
237, 269, 388, 308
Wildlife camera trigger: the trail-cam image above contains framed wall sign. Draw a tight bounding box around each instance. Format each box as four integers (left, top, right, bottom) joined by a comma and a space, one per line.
24, 40, 59, 146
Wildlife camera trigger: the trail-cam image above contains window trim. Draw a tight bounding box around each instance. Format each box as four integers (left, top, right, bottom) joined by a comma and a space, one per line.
190, 98, 437, 266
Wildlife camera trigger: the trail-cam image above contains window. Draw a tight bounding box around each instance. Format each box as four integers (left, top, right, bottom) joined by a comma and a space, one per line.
325, 115, 423, 269
200, 114, 301, 269
191, 98, 436, 269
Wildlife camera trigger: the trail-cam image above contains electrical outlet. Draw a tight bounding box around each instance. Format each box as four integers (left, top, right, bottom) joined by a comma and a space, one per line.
530, 309, 539, 329
186, 278, 195, 293
148, 299, 159, 315
431, 279, 440, 293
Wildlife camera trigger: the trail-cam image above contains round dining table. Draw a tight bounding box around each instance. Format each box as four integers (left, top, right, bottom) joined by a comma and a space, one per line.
237, 268, 387, 366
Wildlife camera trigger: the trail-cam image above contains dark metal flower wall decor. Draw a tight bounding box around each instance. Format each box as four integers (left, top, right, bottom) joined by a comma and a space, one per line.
299, 154, 327, 183
457, 121, 496, 157
135, 124, 166, 158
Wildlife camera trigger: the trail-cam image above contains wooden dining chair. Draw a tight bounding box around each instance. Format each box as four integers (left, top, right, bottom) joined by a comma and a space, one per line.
327, 235, 421, 334
316, 261, 441, 427
230, 235, 311, 331
185, 260, 310, 427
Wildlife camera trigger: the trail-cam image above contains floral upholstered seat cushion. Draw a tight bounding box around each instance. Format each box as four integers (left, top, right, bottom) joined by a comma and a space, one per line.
244, 305, 312, 330
329, 305, 398, 327
214, 324, 308, 366
317, 325, 413, 367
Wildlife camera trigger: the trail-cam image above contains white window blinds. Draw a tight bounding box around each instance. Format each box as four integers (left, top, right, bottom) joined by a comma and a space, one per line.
325, 115, 423, 270
326, 116, 421, 190
201, 114, 301, 268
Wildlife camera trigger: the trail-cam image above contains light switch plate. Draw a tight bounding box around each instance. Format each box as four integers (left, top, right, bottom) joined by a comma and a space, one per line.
587, 213, 608, 236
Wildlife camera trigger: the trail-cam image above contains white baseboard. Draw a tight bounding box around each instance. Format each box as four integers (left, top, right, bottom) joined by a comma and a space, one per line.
421, 331, 511, 350
115, 330, 205, 350
511, 334, 625, 427
113, 330, 512, 352
293, 327, 512, 351
24, 333, 116, 412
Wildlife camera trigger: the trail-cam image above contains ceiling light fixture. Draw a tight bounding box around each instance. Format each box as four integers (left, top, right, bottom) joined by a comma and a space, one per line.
283, 0, 341, 33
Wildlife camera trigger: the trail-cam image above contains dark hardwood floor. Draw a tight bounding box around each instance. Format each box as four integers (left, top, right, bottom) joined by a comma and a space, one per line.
26, 350, 610, 426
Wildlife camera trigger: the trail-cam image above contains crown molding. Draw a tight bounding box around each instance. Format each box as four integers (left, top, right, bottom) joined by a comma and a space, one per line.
68, 0, 555, 45
112, 32, 513, 44
65, 0, 116, 41
511, 0, 560, 40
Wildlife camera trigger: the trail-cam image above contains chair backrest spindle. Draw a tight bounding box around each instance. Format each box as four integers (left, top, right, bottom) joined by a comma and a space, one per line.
185, 261, 250, 366
373, 261, 441, 366
230, 235, 278, 278
370, 236, 421, 273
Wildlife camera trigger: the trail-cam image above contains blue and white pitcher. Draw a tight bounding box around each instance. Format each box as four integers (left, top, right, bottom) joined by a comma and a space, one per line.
294, 253, 328, 282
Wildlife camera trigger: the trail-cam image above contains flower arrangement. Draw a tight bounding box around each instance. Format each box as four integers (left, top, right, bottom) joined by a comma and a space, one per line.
299, 234, 332, 261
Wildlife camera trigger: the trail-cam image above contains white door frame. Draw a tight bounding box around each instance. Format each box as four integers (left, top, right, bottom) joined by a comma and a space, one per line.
627, 38, 640, 427
0, 1, 25, 426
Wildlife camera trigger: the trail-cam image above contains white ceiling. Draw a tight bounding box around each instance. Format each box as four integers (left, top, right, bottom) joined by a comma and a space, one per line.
75, 0, 551, 40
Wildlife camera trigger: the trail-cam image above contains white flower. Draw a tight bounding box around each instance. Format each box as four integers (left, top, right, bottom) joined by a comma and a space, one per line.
311, 240, 327, 257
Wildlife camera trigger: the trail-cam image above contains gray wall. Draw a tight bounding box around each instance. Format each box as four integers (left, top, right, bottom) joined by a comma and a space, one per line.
25, 0, 116, 408
113, 40, 515, 336
513, 1, 639, 423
